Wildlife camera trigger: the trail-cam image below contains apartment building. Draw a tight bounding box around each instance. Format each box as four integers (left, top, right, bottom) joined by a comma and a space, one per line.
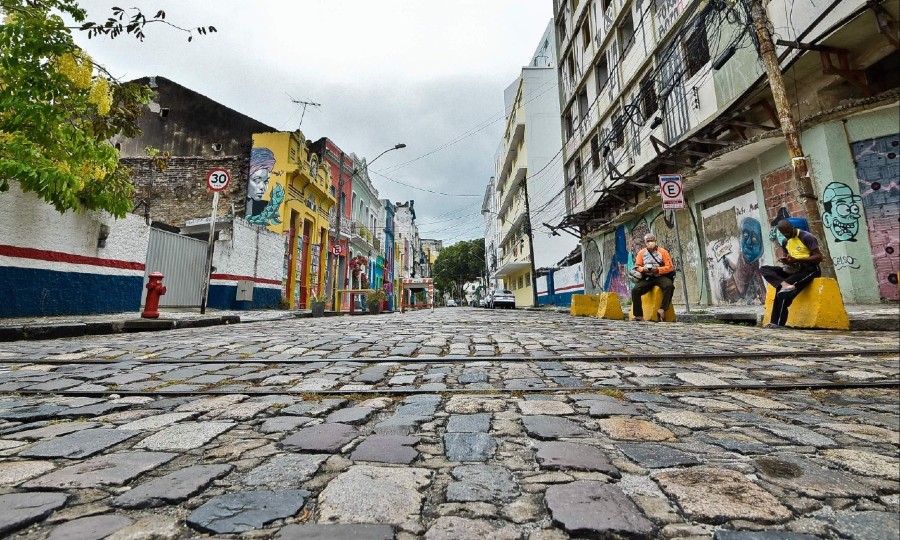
491, 20, 572, 307
553, 0, 898, 305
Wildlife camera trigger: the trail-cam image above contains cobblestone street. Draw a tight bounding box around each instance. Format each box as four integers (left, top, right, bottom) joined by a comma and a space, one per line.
0, 308, 897, 539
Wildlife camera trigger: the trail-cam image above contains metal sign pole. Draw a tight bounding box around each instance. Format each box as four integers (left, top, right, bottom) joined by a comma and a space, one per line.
672, 209, 691, 314
200, 191, 219, 315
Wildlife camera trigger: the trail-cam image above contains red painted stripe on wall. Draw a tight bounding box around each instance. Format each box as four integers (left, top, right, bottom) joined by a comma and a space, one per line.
0, 245, 145, 271
554, 284, 586, 293
211, 273, 281, 286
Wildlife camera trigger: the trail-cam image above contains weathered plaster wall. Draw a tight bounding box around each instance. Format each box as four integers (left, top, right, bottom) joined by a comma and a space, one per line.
0, 183, 150, 317
208, 219, 284, 310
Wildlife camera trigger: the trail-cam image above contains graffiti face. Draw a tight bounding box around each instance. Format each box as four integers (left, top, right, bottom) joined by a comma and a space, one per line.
822, 182, 862, 242
248, 168, 269, 201
246, 147, 283, 226
739, 217, 763, 264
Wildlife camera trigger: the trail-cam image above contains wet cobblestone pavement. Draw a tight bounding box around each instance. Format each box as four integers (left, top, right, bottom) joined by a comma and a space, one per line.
0, 309, 897, 539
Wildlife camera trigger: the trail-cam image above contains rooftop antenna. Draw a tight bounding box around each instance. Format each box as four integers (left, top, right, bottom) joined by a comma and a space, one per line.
287, 95, 321, 127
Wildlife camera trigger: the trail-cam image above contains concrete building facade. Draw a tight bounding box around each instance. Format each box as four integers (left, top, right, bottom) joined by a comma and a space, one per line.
490, 20, 572, 307
552, 0, 899, 306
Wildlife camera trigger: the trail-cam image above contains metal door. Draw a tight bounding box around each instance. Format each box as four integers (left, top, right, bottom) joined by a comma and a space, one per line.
142, 228, 207, 307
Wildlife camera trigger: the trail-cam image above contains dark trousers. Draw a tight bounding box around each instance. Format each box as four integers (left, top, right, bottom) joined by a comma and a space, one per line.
631, 275, 675, 317
760, 264, 821, 326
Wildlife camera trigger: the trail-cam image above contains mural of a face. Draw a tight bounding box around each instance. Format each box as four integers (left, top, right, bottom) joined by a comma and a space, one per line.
246, 147, 277, 220
822, 182, 862, 242
248, 169, 269, 200
739, 217, 763, 264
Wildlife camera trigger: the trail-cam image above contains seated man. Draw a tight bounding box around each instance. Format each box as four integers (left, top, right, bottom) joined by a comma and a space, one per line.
760, 219, 823, 328
631, 233, 676, 321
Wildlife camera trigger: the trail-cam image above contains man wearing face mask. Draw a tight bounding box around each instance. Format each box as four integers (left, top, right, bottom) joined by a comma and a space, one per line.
631, 233, 676, 321
760, 219, 823, 328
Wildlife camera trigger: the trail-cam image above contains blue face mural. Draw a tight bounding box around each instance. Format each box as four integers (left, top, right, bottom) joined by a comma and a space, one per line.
822, 181, 862, 242
740, 217, 763, 264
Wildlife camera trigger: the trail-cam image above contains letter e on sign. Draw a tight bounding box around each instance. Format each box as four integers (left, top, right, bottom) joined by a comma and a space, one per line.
207, 168, 231, 192
658, 174, 685, 209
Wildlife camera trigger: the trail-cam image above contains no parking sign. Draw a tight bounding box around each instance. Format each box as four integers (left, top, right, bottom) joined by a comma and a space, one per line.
658, 174, 685, 209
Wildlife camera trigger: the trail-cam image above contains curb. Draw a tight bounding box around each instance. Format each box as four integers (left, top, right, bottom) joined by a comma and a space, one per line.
0, 309, 404, 343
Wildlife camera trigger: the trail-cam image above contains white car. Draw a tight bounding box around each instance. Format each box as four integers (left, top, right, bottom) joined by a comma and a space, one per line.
490, 289, 516, 309
446, 299, 457, 307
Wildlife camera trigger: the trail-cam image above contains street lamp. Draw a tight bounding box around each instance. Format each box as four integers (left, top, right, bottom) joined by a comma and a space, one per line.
332, 143, 406, 308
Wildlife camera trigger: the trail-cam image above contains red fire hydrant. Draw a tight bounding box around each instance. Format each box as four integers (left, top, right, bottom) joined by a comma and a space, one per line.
142, 272, 167, 319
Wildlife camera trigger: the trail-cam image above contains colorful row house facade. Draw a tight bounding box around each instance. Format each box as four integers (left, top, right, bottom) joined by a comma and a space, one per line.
247, 131, 336, 309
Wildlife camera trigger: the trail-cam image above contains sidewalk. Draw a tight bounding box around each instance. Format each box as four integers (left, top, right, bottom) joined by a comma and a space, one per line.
1, 302, 896, 342
0, 308, 302, 342
531, 302, 899, 331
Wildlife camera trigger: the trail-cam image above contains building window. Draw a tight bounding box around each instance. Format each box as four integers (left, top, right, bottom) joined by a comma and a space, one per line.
618, 11, 635, 57
581, 19, 590, 50
640, 74, 658, 120
557, 19, 567, 43
596, 54, 609, 94
601, 0, 612, 11
564, 110, 574, 140
566, 53, 576, 82
611, 110, 625, 148
573, 157, 583, 185
577, 88, 589, 121
590, 134, 601, 170
683, 22, 711, 78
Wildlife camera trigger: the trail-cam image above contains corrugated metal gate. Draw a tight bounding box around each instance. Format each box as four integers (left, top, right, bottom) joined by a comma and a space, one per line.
142, 228, 207, 307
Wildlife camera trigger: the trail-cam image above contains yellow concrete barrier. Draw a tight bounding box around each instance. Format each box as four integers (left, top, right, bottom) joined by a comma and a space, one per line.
763, 277, 849, 330
570, 294, 602, 317
629, 287, 676, 322
597, 292, 625, 320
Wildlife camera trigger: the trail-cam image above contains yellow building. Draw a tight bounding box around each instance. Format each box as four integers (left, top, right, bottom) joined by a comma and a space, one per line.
247, 131, 335, 309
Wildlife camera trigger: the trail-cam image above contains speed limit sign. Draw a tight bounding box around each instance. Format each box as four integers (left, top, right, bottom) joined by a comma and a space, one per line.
206, 168, 231, 192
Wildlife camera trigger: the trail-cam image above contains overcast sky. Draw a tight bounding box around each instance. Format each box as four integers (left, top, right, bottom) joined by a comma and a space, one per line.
73, 0, 555, 244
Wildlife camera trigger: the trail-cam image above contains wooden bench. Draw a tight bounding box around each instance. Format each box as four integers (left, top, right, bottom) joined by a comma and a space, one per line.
763, 277, 849, 330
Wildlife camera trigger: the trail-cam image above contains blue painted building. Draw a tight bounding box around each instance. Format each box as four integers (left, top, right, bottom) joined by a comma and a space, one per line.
381, 199, 396, 311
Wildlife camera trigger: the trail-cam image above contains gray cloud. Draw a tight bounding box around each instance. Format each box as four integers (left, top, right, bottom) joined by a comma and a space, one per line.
73, 0, 553, 243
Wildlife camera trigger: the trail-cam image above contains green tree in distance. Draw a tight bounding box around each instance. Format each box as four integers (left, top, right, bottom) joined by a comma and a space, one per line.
433, 238, 486, 301
0, 1, 214, 217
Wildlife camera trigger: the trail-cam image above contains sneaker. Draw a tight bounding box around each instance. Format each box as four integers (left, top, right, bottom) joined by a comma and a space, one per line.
763, 323, 782, 329
776, 286, 796, 296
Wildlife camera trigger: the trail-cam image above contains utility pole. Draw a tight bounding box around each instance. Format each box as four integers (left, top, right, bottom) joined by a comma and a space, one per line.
749, 0, 833, 277
521, 179, 540, 307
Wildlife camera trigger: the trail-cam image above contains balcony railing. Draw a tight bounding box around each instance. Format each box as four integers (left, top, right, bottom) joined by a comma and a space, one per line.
329, 215, 351, 237
351, 221, 377, 248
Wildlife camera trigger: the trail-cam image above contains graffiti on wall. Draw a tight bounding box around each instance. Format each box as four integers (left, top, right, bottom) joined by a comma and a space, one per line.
246, 147, 284, 226
583, 239, 603, 294
583, 210, 701, 304
701, 191, 766, 305
822, 182, 862, 242
852, 134, 899, 301
604, 226, 631, 297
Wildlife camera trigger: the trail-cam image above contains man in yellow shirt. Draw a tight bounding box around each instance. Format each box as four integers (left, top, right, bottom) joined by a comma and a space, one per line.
760, 219, 824, 328
631, 233, 676, 321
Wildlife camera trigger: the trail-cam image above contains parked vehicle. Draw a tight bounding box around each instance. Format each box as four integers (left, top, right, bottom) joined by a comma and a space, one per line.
489, 289, 515, 309
446, 299, 457, 307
